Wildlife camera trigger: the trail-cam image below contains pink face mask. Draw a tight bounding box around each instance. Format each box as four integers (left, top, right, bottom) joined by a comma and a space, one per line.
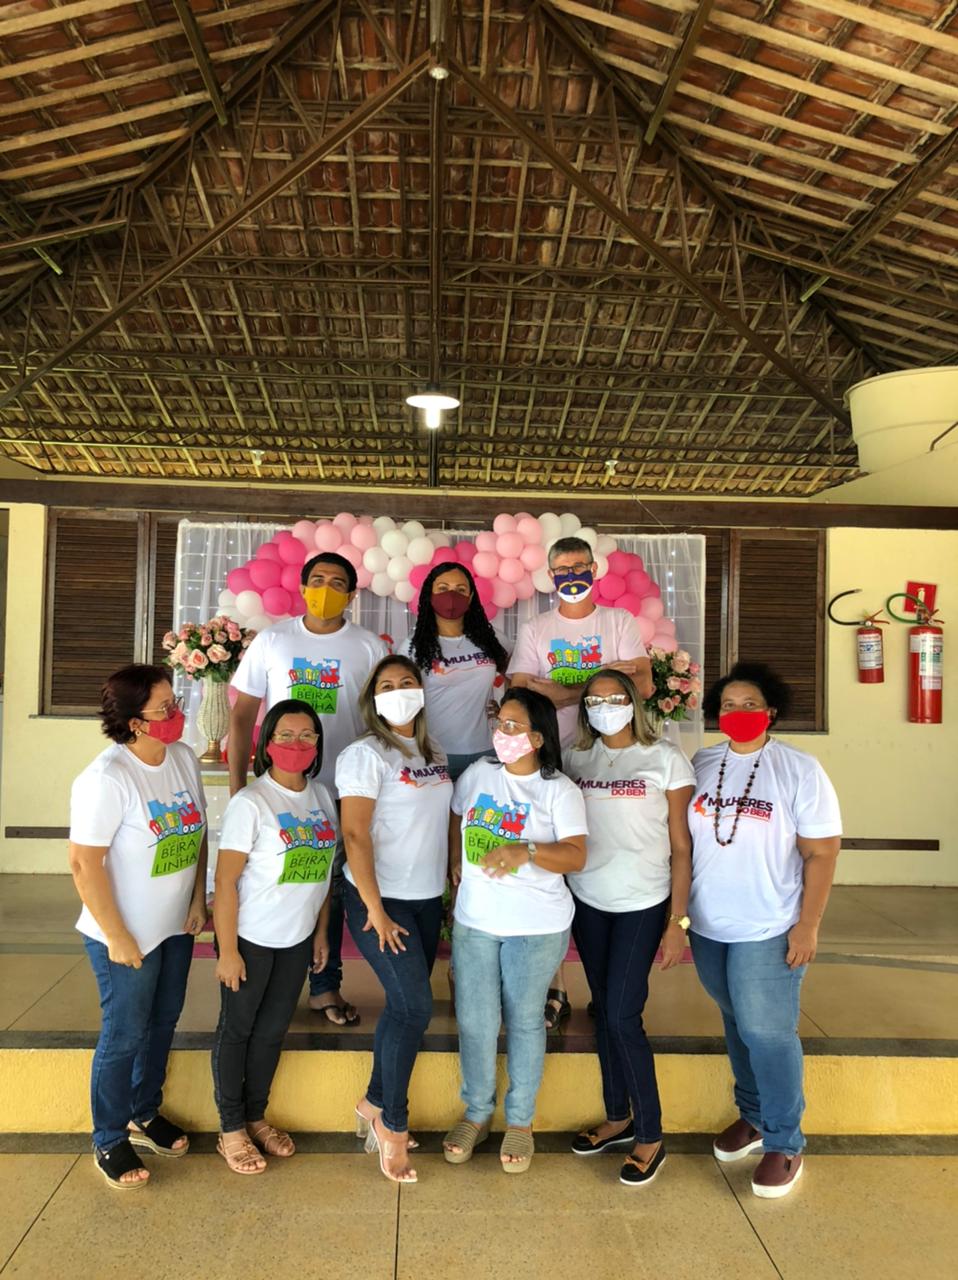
493, 729, 535, 764
143, 706, 185, 745
269, 742, 318, 774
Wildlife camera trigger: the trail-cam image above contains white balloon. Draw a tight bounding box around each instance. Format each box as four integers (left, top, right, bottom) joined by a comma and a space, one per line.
400, 520, 426, 540
394, 580, 417, 603
594, 553, 609, 578
217, 588, 236, 608
386, 554, 413, 583
370, 571, 394, 597
407, 536, 435, 566
380, 530, 409, 558
245, 614, 273, 633
558, 511, 581, 536
427, 528, 452, 547
578, 525, 597, 548
596, 534, 617, 557
363, 546, 389, 574
538, 511, 561, 543
235, 589, 264, 618
532, 567, 554, 595
372, 516, 396, 533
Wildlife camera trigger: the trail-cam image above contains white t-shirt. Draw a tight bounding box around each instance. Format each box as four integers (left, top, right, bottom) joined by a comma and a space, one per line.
336, 735, 452, 900
688, 738, 842, 944
507, 604, 648, 746
231, 616, 388, 793
398, 631, 509, 755
452, 758, 589, 936
70, 742, 207, 956
218, 773, 338, 949
563, 737, 696, 912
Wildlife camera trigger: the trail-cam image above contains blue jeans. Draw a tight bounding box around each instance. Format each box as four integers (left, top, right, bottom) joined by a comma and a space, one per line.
344, 880, 442, 1133
690, 930, 807, 1156
308, 848, 345, 999
572, 894, 668, 1142
446, 750, 491, 782
84, 932, 193, 1152
452, 922, 570, 1128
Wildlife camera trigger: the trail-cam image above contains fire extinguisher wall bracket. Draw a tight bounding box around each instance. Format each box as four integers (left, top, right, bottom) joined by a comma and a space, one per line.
827, 589, 888, 684
886, 593, 944, 724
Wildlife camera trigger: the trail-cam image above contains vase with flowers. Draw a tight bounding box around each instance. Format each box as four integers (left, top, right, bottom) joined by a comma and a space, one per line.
162, 616, 256, 762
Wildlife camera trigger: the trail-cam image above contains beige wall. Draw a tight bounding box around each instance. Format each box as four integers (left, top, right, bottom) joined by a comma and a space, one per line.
1, 506, 955, 883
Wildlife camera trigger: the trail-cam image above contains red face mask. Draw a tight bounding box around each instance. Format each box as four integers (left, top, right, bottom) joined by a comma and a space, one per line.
718, 709, 771, 744
432, 592, 470, 620
269, 742, 318, 774
144, 706, 185, 745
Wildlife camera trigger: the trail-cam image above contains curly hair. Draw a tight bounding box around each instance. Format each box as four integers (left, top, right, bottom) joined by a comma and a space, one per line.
99, 664, 172, 743
702, 661, 793, 722
407, 561, 508, 675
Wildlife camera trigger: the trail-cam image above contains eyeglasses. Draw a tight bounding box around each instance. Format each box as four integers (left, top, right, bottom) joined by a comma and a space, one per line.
719, 700, 767, 712
551, 563, 593, 576
583, 694, 631, 708
141, 695, 183, 719
272, 730, 320, 745
491, 717, 531, 736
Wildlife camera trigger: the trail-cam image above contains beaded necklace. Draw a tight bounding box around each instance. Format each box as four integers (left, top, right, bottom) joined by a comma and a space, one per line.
712, 741, 767, 848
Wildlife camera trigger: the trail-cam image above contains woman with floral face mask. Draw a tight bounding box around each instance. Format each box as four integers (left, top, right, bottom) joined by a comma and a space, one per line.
68, 665, 208, 1190
336, 656, 453, 1184
212, 700, 336, 1175
443, 688, 588, 1174
689, 663, 841, 1200
562, 669, 695, 1187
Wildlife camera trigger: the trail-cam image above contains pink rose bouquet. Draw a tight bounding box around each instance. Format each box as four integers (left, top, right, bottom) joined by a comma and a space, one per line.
162, 614, 256, 682
643, 648, 702, 723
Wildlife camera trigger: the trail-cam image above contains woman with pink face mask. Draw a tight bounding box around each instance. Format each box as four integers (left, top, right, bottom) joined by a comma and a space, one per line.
688, 663, 842, 1201
211, 699, 335, 1174
443, 688, 588, 1174
69, 665, 209, 1190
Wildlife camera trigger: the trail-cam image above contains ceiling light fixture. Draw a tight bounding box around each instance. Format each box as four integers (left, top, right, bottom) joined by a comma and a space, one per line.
405, 386, 460, 430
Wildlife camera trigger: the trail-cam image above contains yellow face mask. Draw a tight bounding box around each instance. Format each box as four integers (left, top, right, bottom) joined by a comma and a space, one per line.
302, 585, 351, 620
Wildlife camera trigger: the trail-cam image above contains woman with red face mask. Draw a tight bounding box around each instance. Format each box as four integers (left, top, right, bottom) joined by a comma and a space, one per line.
688, 663, 842, 1201
69, 664, 209, 1190
211, 699, 336, 1174
400, 561, 510, 781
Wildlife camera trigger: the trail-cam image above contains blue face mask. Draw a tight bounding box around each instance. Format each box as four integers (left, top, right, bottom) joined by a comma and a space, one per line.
552, 569, 594, 603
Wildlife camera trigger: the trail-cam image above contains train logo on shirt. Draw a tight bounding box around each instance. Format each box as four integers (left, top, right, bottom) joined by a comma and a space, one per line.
276, 809, 336, 885
546, 636, 603, 686
693, 791, 774, 823
462, 792, 530, 870
399, 763, 452, 788
288, 656, 341, 715
147, 789, 204, 878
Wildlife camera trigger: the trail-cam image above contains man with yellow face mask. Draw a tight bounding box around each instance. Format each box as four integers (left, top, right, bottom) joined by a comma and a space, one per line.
228, 551, 388, 1024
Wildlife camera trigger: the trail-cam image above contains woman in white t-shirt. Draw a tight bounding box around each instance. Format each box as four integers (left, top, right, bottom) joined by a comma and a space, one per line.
443, 688, 588, 1174
337, 655, 453, 1185
563, 669, 695, 1188
399, 560, 510, 780
68, 664, 208, 1191
689, 663, 841, 1201
212, 699, 337, 1175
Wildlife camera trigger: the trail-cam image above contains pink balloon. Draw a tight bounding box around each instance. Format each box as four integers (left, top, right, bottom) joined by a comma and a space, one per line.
289, 594, 307, 617
314, 522, 343, 552
626, 569, 651, 596
641, 596, 665, 621
350, 524, 379, 552
653, 630, 678, 653
492, 580, 517, 608
516, 516, 542, 544
249, 559, 282, 590
485, 603, 499, 621
338, 543, 364, 570
277, 537, 306, 566
514, 575, 536, 600
355, 565, 373, 590
496, 532, 524, 560
645, 581, 662, 599
280, 564, 302, 593
263, 586, 292, 615
498, 557, 524, 584
291, 520, 317, 546
602, 573, 626, 601
606, 550, 631, 577
358, 515, 375, 526
657, 617, 676, 634
492, 513, 517, 535
409, 591, 422, 614
256, 542, 281, 562
472, 551, 500, 580
332, 511, 358, 534
617, 592, 642, 615
227, 567, 253, 594
475, 576, 495, 603
453, 540, 477, 564
513, 511, 533, 522
475, 531, 497, 553
637, 615, 656, 644
519, 543, 546, 571
409, 564, 431, 590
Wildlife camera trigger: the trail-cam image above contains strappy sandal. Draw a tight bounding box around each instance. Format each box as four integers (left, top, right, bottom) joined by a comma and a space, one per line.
247, 1121, 295, 1158
216, 1130, 266, 1175
355, 1101, 419, 1150
364, 1113, 417, 1184
500, 1127, 534, 1174
94, 1139, 150, 1190
128, 1114, 189, 1157
309, 994, 360, 1026
544, 987, 571, 1031
442, 1118, 492, 1165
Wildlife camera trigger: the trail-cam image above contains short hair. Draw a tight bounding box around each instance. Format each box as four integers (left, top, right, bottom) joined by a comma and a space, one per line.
572, 667, 656, 750
357, 654, 437, 764
547, 536, 596, 567
702, 662, 793, 722
497, 687, 562, 779
301, 552, 357, 593
99, 664, 172, 743
254, 698, 324, 779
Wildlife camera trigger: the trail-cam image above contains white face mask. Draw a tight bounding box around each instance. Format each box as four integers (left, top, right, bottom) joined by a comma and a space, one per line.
586, 703, 634, 737
374, 687, 425, 728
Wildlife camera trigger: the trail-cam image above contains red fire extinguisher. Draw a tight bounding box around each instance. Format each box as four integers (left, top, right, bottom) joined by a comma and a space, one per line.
827, 590, 888, 683
887, 593, 944, 724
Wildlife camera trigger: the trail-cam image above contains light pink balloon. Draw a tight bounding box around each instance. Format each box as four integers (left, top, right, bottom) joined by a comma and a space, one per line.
227, 567, 253, 595
256, 542, 281, 562
492, 513, 517, 535
350, 524, 379, 552
498, 557, 524, 584
291, 520, 317, 545
641, 596, 665, 621
514, 575, 536, 600
513, 511, 533, 522
249, 559, 282, 590
627, 569, 651, 596
277, 537, 306, 566
475, 531, 497, 553
516, 516, 542, 545
519, 543, 546, 571
653, 630, 678, 653
657, 616, 676, 634
263, 586, 292, 615
338, 543, 364, 570
314, 522, 343, 552
358, 515, 375, 526
637, 615, 656, 644
454, 540, 477, 564
332, 511, 358, 534
602, 572, 626, 601
606, 550, 631, 577
495, 532, 524, 560
355, 565, 373, 590
472, 551, 500, 580
492, 580, 518, 608
617, 592, 642, 615
280, 564, 302, 593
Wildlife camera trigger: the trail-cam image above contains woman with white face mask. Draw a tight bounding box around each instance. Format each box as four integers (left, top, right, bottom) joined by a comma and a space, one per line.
562, 669, 695, 1188
336, 656, 453, 1184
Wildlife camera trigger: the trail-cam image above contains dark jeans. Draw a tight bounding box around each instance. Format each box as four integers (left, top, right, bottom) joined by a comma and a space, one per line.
344, 880, 442, 1132
211, 933, 312, 1132
308, 848, 345, 999
84, 931, 193, 1152
571, 894, 668, 1143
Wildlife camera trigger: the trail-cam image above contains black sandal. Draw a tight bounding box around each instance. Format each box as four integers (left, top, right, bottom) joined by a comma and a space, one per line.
311, 995, 360, 1026
128, 1114, 189, 1157
94, 1139, 149, 1190
544, 988, 571, 1031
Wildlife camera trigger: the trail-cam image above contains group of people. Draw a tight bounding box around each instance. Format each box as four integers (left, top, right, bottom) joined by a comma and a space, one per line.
68, 534, 842, 1201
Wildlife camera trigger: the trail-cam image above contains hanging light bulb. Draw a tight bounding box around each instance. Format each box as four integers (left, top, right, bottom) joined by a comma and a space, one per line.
405, 387, 460, 430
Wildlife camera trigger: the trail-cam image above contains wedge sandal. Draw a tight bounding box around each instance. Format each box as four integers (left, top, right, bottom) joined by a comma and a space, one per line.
500, 1127, 534, 1174
128, 1114, 189, 1157
94, 1139, 150, 1191
442, 1118, 491, 1165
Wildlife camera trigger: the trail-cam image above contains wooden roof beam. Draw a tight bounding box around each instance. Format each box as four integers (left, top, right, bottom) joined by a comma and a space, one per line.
644, 0, 715, 145
0, 217, 126, 258
171, 0, 228, 127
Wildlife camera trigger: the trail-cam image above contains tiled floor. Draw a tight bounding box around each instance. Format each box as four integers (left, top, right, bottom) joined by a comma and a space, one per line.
0, 1150, 954, 1279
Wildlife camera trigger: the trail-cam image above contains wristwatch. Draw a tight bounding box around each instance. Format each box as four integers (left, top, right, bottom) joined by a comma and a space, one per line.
527, 841, 538, 864
669, 913, 691, 931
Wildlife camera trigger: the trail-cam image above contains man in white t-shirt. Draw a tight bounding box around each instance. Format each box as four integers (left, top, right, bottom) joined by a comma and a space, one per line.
229, 551, 388, 1025
507, 536, 654, 749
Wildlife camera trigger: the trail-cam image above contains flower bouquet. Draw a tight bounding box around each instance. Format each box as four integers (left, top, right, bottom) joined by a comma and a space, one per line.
643, 647, 702, 723
162, 616, 255, 682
